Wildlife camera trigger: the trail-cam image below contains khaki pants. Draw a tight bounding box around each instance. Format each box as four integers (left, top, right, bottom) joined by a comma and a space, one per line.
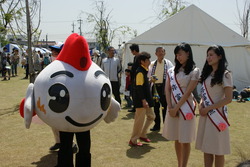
131, 107, 155, 143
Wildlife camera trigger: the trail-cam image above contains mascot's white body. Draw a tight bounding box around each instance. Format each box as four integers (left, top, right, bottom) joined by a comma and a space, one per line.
22, 33, 120, 132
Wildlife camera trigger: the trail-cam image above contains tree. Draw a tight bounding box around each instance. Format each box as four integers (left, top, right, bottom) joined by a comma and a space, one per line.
23, 0, 41, 83
84, 1, 135, 52
0, 23, 9, 46
154, 0, 186, 20
1, 0, 41, 82
0, 0, 41, 47
0, 0, 22, 46
236, 0, 250, 38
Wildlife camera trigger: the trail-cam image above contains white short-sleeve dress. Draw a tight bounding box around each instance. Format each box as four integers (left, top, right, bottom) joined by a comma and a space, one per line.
195, 71, 233, 155
162, 67, 200, 143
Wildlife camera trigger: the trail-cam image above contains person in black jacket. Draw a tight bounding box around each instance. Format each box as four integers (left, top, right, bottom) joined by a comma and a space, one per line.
129, 52, 155, 146
128, 44, 140, 112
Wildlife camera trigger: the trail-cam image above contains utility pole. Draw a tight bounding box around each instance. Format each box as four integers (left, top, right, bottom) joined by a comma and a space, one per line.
46, 34, 48, 48
78, 19, 83, 36
72, 22, 75, 33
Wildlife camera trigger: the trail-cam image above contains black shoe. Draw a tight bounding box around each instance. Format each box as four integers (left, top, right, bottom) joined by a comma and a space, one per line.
49, 143, 60, 151
128, 109, 135, 112
150, 127, 160, 131
72, 143, 78, 154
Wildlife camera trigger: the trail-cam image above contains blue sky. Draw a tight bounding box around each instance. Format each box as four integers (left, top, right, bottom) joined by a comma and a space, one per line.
38, 0, 246, 47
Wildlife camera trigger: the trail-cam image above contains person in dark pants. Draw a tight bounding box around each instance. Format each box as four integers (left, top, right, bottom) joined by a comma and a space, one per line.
128, 44, 140, 112
23, 50, 29, 79
101, 46, 121, 104
1, 47, 10, 80
57, 131, 91, 167
148, 47, 173, 131
232, 85, 239, 99
124, 69, 133, 108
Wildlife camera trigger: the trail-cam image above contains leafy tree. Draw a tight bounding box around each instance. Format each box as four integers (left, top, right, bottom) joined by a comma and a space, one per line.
0, 0, 22, 46
154, 0, 186, 20
84, 1, 135, 52
0, 22, 8, 46
0, 0, 41, 45
1, 0, 41, 82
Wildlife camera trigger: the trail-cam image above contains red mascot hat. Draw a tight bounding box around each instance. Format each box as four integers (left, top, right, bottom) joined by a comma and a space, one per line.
56, 33, 92, 71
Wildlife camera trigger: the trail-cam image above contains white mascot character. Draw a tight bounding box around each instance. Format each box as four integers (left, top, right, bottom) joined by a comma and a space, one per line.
20, 33, 120, 167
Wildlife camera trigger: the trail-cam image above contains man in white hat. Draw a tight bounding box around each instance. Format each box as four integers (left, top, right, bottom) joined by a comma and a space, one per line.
92, 50, 102, 67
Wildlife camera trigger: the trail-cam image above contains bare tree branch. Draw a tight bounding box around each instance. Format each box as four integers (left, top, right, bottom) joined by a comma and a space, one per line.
236, 0, 250, 38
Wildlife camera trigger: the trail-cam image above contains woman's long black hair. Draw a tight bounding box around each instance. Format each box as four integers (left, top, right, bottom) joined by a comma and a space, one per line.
174, 42, 196, 75
200, 45, 228, 86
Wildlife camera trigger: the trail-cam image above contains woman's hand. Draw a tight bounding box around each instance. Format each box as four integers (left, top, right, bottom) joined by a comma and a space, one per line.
199, 103, 209, 116
168, 107, 178, 117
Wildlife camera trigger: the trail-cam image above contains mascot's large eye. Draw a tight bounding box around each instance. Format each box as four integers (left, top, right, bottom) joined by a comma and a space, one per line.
100, 83, 111, 111
48, 83, 69, 113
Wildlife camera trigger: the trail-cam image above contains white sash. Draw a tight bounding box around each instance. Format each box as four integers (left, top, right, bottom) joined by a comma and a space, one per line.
168, 68, 196, 120
201, 82, 230, 132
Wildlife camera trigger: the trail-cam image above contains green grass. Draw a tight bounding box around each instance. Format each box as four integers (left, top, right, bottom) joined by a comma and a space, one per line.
0, 67, 29, 115
0, 67, 249, 167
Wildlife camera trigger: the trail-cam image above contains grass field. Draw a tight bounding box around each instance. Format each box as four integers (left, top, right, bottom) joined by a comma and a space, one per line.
0, 67, 249, 167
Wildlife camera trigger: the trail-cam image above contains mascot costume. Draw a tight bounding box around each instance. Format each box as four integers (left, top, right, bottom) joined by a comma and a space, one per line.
20, 33, 120, 167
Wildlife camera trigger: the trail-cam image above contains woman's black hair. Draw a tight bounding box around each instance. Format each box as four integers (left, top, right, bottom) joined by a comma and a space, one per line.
174, 42, 196, 75
200, 45, 228, 86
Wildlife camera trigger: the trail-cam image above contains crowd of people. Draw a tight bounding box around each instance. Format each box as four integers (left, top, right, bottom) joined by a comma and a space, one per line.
94, 43, 234, 167
0, 47, 21, 80
1, 40, 246, 167
0, 46, 53, 80
97, 43, 233, 167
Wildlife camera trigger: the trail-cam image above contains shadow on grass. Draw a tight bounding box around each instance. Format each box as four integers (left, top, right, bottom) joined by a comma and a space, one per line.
0, 104, 20, 116
126, 133, 169, 159
31, 152, 57, 167
121, 112, 134, 120
126, 144, 156, 159
147, 132, 169, 143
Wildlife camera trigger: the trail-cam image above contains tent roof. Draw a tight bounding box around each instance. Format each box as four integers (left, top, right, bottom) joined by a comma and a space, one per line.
127, 5, 250, 47
4, 43, 20, 53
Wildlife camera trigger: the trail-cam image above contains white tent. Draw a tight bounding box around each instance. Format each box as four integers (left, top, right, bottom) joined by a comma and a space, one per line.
124, 4, 250, 90
41, 48, 52, 54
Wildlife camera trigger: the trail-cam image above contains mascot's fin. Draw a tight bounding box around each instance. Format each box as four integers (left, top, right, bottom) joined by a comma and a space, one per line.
19, 98, 25, 118
56, 33, 92, 71
104, 97, 120, 123
24, 83, 35, 129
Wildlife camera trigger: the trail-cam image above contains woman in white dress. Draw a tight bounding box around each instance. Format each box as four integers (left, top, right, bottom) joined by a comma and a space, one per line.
195, 45, 233, 167
162, 43, 200, 167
